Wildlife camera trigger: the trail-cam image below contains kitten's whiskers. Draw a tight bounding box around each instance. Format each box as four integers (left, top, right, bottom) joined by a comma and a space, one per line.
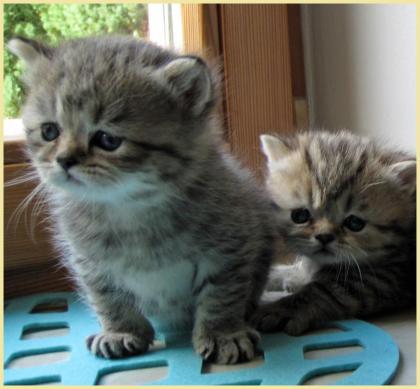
7, 182, 46, 242
360, 180, 386, 193
336, 261, 343, 282
5, 168, 38, 187
29, 185, 49, 240
349, 252, 364, 286
344, 257, 351, 285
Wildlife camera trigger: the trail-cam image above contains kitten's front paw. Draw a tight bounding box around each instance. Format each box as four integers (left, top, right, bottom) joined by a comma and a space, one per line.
86, 332, 152, 359
251, 304, 309, 336
193, 327, 260, 364
283, 317, 310, 336
251, 305, 290, 333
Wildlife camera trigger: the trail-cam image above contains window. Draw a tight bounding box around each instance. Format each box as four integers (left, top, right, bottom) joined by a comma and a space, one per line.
148, 4, 183, 50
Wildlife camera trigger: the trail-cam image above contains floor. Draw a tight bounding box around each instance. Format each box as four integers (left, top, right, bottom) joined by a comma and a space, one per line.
368, 309, 416, 385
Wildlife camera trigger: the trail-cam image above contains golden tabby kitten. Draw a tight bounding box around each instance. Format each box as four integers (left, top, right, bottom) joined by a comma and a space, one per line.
253, 130, 415, 335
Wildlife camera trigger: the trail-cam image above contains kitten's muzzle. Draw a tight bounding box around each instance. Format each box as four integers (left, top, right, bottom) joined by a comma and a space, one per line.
57, 156, 79, 171
315, 233, 335, 246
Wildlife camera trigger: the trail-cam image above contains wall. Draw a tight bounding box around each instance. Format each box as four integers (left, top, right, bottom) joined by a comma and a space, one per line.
302, 4, 416, 152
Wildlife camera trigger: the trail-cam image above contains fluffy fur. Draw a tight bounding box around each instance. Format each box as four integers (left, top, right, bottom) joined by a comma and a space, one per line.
9, 35, 276, 363
253, 130, 416, 335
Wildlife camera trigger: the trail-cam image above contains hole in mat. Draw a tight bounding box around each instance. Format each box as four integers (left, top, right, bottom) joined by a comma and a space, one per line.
304, 343, 364, 360
96, 361, 168, 385
30, 299, 68, 313
5, 376, 62, 386
21, 323, 70, 340
301, 363, 361, 385
6, 347, 71, 369
202, 351, 264, 374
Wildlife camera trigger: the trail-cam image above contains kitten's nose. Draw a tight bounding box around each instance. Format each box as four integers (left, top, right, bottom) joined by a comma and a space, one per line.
57, 156, 78, 171
315, 234, 335, 246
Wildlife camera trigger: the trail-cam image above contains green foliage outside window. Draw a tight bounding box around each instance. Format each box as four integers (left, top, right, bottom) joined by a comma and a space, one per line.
4, 4, 148, 118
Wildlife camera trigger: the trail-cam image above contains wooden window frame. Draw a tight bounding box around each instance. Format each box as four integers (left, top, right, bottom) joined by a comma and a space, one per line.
183, 4, 306, 178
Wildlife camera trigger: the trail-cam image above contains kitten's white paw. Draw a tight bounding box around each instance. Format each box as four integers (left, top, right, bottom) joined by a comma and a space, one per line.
86, 332, 152, 359
282, 276, 305, 293
193, 327, 260, 364
266, 260, 316, 293
265, 265, 293, 291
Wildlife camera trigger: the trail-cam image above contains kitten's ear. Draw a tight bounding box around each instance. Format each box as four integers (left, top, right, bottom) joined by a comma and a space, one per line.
387, 160, 416, 195
260, 134, 290, 163
7, 36, 53, 65
161, 56, 214, 116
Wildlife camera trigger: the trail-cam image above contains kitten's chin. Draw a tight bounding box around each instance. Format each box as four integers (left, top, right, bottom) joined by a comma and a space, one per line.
45, 171, 165, 205
46, 174, 97, 198
291, 244, 338, 265
43, 170, 85, 190
309, 250, 339, 265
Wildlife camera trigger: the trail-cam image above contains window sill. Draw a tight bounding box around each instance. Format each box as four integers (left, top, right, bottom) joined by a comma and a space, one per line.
4, 118, 25, 140
4, 119, 27, 164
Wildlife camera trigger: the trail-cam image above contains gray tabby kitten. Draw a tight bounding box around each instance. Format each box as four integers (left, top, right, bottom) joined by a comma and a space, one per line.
9, 35, 276, 364
252, 130, 415, 335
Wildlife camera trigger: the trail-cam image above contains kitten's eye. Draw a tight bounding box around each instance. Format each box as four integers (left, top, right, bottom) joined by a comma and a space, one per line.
41, 122, 60, 142
92, 130, 122, 151
343, 215, 366, 232
291, 208, 311, 224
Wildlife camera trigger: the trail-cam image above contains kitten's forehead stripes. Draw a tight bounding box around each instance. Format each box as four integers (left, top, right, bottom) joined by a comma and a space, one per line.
64, 94, 85, 110
303, 147, 327, 209
93, 103, 105, 125
301, 134, 373, 209
330, 150, 368, 202
345, 193, 353, 212
303, 148, 317, 183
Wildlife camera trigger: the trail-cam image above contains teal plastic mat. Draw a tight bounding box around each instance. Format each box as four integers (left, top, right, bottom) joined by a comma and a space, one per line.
4, 292, 399, 385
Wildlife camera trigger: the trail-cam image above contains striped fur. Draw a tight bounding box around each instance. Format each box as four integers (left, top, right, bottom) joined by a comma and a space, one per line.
9, 35, 276, 363
253, 130, 416, 335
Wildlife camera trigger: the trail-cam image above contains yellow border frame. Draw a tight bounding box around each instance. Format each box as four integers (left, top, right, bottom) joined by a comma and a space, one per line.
1, 2, 418, 388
